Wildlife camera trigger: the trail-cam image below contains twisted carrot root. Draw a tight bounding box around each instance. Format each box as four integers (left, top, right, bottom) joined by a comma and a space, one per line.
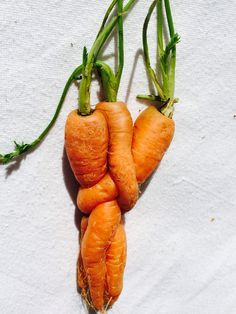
66, 102, 174, 311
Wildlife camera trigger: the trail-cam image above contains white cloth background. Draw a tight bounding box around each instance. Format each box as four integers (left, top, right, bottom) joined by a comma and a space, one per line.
0, 1, 236, 313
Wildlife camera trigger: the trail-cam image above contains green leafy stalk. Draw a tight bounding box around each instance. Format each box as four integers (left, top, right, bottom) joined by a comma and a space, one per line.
96, 0, 118, 39
0, 65, 83, 164
157, 0, 168, 96
164, 0, 175, 37
96, 0, 124, 102
96, 61, 117, 102
137, 0, 179, 117
157, 0, 164, 58
142, 0, 165, 100
163, 0, 178, 99
95, 0, 137, 58
79, 0, 136, 114
116, 0, 124, 90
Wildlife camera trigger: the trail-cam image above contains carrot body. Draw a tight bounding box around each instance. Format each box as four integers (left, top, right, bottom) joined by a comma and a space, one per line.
96, 102, 139, 211
77, 173, 118, 214
65, 110, 108, 187
105, 222, 127, 306
81, 200, 121, 311
132, 106, 175, 183
77, 217, 89, 290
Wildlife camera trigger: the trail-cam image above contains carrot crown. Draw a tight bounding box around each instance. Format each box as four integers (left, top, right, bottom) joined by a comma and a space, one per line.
0, 0, 136, 164
137, 0, 179, 118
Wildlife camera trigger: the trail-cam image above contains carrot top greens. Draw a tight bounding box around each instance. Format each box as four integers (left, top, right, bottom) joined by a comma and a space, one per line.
137, 0, 180, 118
79, 0, 126, 113
0, 0, 136, 164
79, 0, 127, 114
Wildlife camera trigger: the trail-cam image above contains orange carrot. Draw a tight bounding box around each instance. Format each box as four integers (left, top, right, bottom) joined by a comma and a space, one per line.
77, 173, 118, 214
65, 110, 108, 188
77, 217, 89, 291
105, 222, 127, 307
134, 0, 179, 184
132, 106, 175, 183
81, 200, 121, 311
96, 101, 139, 211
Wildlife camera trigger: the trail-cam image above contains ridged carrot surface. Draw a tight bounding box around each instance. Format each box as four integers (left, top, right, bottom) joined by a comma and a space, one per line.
132, 106, 175, 183
77, 173, 118, 214
96, 101, 139, 211
81, 200, 121, 310
65, 110, 108, 187
105, 222, 127, 306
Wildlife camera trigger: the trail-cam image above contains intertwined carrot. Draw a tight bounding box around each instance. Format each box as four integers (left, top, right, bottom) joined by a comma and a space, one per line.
81, 201, 121, 311
77, 173, 118, 214
105, 222, 127, 306
96, 102, 139, 211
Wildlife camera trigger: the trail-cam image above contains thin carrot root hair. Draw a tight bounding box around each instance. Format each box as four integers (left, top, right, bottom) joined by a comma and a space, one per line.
82, 289, 110, 314
81, 287, 96, 312
105, 297, 113, 311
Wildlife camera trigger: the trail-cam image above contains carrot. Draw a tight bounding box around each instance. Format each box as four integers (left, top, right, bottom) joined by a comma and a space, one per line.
135, 0, 179, 183
105, 222, 127, 307
65, 110, 108, 187
77, 173, 118, 214
96, 101, 139, 211
132, 106, 175, 183
81, 200, 121, 311
77, 217, 89, 291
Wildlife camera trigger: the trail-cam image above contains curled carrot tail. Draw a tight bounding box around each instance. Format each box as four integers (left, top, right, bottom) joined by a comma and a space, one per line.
96, 102, 139, 211
132, 106, 175, 183
65, 110, 108, 187
81, 200, 121, 311
77, 173, 118, 214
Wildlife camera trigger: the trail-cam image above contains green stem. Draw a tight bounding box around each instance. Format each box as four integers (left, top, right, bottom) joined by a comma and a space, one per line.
138, 0, 179, 115
95, 0, 136, 58
116, 0, 124, 91
97, 0, 124, 101
79, 0, 136, 115
157, 0, 164, 60
143, 0, 165, 100
164, 0, 175, 37
0, 65, 83, 164
157, 0, 168, 97
164, 0, 176, 99
96, 0, 118, 39
96, 60, 117, 102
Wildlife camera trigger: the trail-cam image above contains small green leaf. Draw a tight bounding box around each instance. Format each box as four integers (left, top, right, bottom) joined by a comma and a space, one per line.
165, 33, 180, 56
82, 46, 88, 67
0, 141, 32, 164
160, 33, 180, 75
